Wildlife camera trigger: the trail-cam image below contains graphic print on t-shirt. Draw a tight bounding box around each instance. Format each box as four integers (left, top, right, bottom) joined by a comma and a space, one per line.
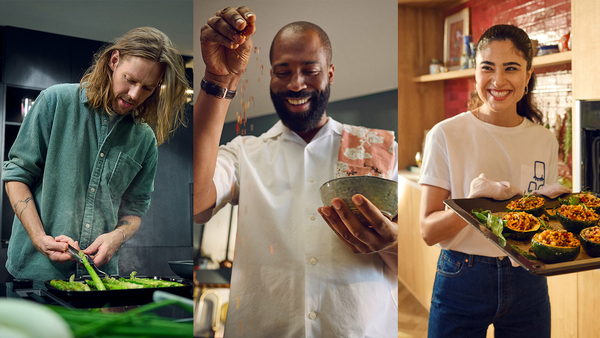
528, 161, 546, 191
520, 161, 546, 192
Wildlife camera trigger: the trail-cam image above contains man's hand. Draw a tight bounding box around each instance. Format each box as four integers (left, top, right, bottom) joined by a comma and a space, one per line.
82, 231, 122, 267
4, 181, 77, 263
33, 235, 72, 263
318, 194, 398, 255
200, 6, 256, 87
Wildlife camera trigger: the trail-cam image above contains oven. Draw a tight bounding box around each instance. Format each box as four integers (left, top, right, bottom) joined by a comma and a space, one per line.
574, 100, 600, 193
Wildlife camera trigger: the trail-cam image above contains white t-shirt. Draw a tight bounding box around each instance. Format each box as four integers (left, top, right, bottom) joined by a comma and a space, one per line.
199, 118, 398, 338
419, 112, 558, 257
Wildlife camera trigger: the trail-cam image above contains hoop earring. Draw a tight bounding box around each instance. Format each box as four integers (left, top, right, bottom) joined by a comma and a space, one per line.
524, 86, 529, 94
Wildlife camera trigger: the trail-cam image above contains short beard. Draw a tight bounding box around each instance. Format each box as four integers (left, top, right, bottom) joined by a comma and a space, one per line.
270, 84, 330, 133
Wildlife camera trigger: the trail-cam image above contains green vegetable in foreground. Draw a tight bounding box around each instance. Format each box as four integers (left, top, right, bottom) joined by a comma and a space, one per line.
472, 209, 507, 247
48, 299, 192, 338
79, 251, 105, 291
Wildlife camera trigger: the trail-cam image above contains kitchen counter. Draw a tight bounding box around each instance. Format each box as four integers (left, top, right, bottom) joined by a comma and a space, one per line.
399, 169, 421, 190
397, 177, 439, 310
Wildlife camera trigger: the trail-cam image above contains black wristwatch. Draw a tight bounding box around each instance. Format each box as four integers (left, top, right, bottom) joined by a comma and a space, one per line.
201, 78, 236, 99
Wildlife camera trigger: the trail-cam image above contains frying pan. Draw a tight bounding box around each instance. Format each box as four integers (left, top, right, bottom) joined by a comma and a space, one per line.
168, 260, 194, 279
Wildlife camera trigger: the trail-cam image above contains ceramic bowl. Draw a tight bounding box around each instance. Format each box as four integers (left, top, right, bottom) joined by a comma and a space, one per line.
319, 176, 398, 224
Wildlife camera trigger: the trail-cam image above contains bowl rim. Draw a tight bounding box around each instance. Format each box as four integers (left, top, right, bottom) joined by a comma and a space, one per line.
320, 175, 398, 189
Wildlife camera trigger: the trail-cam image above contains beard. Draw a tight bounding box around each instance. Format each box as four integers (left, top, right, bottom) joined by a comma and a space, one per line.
270, 84, 330, 133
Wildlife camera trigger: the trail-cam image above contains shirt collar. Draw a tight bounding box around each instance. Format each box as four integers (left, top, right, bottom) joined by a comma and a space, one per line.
80, 84, 134, 123
262, 117, 343, 144
79, 85, 89, 105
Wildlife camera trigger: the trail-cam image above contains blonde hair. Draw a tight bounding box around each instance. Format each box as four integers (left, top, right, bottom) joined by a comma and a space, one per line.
80, 27, 189, 145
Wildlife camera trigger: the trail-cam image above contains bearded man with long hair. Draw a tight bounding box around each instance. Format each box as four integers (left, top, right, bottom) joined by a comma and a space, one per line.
3, 27, 189, 281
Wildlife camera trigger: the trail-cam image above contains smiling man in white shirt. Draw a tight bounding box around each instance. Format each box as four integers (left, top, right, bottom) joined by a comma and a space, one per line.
194, 6, 398, 337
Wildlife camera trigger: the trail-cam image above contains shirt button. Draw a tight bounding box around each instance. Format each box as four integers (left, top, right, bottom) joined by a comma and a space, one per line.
307, 146, 312, 151
90, 188, 95, 193
310, 215, 316, 221
100, 152, 105, 158
103, 119, 107, 124
310, 258, 317, 265
308, 312, 316, 320
85, 223, 90, 229
307, 177, 314, 183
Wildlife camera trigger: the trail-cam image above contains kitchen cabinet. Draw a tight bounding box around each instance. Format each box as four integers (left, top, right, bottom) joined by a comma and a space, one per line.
571, 3, 600, 338
2, 26, 104, 88
572, 0, 600, 100
3, 26, 72, 88
1, 85, 42, 241
70, 36, 106, 83
397, 172, 439, 310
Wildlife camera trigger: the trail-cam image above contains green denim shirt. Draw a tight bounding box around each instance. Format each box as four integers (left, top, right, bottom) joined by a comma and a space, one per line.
2, 83, 158, 280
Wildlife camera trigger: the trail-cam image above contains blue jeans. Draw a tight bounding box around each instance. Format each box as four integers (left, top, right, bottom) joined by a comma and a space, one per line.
428, 250, 551, 338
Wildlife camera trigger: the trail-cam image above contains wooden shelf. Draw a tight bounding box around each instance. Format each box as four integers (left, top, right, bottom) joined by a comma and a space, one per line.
413, 68, 474, 82
532, 50, 572, 67
413, 50, 572, 83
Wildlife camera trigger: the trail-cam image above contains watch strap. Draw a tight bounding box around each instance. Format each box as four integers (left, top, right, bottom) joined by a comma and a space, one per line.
201, 78, 236, 99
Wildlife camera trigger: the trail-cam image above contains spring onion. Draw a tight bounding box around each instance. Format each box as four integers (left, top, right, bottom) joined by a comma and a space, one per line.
49, 299, 192, 338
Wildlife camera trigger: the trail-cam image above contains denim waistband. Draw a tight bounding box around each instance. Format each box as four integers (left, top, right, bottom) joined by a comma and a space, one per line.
442, 249, 510, 267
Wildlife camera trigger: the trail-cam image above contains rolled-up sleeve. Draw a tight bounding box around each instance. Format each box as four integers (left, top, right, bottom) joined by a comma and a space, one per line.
195, 137, 241, 224
2, 90, 52, 186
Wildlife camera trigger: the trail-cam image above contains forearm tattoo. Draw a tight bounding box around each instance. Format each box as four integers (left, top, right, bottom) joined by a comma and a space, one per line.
117, 220, 131, 228
13, 196, 33, 219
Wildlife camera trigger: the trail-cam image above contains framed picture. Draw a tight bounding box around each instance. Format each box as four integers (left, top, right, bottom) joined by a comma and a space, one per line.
444, 7, 470, 71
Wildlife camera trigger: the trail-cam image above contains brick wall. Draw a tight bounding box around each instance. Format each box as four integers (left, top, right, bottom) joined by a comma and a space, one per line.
442, 0, 572, 127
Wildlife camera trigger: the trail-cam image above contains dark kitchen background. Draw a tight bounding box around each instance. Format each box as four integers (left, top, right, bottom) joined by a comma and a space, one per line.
0, 1, 193, 282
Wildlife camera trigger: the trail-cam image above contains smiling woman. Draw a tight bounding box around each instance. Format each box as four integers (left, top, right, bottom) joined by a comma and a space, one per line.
418, 24, 558, 337
468, 24, 543, 127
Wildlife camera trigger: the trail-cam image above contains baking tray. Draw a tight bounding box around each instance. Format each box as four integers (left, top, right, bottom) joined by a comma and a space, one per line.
444, 193, 600, 276
44, 276, 192, 308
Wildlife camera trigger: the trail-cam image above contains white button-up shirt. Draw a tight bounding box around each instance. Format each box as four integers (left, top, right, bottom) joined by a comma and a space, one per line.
199, 118, 398, 338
